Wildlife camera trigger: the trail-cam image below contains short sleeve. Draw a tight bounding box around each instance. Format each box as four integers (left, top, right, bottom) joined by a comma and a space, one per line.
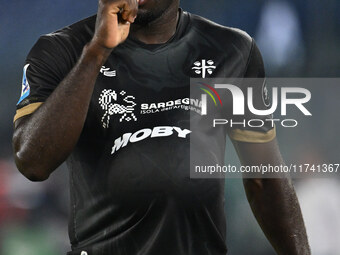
228, 39, 276, 143
14, 35, 72, 122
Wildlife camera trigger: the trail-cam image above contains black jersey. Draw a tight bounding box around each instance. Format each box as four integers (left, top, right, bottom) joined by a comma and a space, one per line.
14, 9, 275, 255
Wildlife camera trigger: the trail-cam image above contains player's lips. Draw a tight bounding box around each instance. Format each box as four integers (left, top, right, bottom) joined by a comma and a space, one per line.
138, 0, 147, 6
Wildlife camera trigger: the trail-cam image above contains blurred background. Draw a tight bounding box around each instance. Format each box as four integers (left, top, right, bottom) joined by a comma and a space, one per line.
1, 0, 340, 254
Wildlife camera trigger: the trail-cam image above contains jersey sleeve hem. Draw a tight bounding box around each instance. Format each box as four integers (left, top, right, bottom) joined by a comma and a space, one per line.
13, 102, 43, 122
228, 127, 276, 143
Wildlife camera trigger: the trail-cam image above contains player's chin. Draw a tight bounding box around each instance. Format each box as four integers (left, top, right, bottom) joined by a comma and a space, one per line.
134, 10, 156, 25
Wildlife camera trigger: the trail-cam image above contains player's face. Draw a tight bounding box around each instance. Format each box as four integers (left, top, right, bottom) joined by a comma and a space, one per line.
135, 0, 177, 25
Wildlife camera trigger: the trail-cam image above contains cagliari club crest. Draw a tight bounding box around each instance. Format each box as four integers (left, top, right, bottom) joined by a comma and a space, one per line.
98, 89, 137, 128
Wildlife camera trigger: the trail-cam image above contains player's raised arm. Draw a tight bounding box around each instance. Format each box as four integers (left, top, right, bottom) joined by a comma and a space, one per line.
232, 139, 311, 255
12, 0, 138, 182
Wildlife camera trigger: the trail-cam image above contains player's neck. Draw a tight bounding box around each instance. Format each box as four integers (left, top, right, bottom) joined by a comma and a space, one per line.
130, 6, 180, 45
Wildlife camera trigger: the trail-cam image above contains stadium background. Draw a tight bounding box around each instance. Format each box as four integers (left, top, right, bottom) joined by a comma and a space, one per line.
1, 0, 340, 254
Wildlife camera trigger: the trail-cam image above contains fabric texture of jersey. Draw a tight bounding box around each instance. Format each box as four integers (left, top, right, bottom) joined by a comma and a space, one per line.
15, 9, 275, 255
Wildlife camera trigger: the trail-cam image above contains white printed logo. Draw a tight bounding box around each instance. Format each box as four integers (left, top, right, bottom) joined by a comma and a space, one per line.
99, 89, 137, 128
192, 59, 216, 78
111, 126, 192, 154
100, 66, 116, 77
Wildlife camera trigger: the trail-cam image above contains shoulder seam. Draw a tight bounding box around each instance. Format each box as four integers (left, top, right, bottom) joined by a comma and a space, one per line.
241, 38, 255, 78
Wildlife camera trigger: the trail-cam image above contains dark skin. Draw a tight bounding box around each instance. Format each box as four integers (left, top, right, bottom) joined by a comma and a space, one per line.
233, 139, 310, 254
12, 0, 310, 254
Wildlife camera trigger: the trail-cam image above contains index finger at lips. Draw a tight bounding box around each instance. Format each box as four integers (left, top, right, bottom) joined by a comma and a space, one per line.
121, 0, 138, 23
128, 0, 139, 18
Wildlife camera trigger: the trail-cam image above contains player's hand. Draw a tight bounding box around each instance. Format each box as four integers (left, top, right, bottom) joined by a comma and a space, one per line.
91, 0, 139, 50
